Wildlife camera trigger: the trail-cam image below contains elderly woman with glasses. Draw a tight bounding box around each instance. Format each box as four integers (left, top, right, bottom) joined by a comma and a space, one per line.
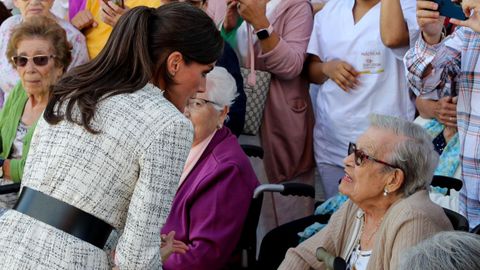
279, 114, 453, 270
0, 16, 70, 207
160, 66, 259, 270
0, 0, 87, 104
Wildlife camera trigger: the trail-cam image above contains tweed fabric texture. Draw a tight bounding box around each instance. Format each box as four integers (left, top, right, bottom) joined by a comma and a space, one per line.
0, 83, 193, 269
240, 68, 271, 135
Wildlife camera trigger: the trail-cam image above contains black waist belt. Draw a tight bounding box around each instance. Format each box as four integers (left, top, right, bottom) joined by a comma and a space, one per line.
13, 187, 113, 249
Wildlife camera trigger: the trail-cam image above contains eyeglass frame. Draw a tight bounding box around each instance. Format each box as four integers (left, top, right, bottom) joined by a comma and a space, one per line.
186, 97, 223, 110
348, 142, 400, 169
11, 55, 56, 68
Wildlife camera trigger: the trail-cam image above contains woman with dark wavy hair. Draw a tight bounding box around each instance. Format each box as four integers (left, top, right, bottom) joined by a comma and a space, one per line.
0, 3, 223, 269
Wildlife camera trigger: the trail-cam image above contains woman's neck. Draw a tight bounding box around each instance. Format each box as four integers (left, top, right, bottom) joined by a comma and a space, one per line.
361, 193, 403, 222
28, 92, 49, 108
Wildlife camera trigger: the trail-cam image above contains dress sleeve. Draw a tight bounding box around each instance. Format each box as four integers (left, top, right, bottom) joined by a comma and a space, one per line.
163, 163, 255, 270
115, 118, 193, 269
257, 2, 313, 79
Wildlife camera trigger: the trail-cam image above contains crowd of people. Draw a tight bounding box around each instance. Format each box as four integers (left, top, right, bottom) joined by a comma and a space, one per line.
0, 0, 478, 269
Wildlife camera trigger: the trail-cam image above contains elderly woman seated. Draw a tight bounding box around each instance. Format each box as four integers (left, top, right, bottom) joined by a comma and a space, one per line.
160, 66, 259, 270
0, 0, 87, 102
0, 16, 71, 207
278, 114, 453, 270
399, 231, 480, 270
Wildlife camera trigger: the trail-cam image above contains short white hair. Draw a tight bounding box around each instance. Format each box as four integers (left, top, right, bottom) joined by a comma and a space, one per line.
369, 114, 439, 196
205, 66, 238, 109
399, 231, 480, 270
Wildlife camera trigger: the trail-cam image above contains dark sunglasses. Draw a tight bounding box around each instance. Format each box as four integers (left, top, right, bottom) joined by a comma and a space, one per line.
348, 142, 400, 169
11, 55, 55, 67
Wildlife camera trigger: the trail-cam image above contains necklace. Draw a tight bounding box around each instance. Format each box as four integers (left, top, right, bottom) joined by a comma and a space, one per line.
350, 215, 383, 270
360, 214, 383, 248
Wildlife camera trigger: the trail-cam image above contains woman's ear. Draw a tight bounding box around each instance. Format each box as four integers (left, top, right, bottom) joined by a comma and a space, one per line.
218, 106, 229, 127
386, 169, 404, 194
166, 51, 183, 77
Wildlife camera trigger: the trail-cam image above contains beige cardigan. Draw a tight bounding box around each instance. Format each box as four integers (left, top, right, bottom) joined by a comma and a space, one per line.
278, 190, 453, 270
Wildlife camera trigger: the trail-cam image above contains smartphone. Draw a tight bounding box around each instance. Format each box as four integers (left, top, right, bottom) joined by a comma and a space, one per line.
432, 0, 467, 20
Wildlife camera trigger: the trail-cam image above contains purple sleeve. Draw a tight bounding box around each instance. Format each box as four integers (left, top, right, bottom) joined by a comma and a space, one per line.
163, 163, 256, 270
69, 0, 87, 20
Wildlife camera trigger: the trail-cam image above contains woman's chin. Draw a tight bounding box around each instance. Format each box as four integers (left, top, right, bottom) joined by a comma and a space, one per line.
338, 176, 353, 196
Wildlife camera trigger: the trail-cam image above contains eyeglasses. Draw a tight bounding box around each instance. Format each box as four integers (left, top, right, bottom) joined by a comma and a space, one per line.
187, 98, 221, 110
348, 142, 400, 169
11, 55, 55, 67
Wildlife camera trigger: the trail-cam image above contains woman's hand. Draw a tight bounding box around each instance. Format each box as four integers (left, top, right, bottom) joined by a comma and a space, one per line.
450, 0, 480, 33
71, 10, 98, 30
160, 231, 189, 262
322, 60, 359, 92
100, 1, 130, 27
416, 0, 444, 45
224, 0, 240, 32
435, 96, 458, 128
236, 0, 269, 30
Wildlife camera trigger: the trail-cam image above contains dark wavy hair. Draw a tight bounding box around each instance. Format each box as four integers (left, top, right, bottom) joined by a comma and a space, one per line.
44, 3, 224, 133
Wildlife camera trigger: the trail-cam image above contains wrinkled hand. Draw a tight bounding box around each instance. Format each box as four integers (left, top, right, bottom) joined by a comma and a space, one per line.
100, 1, 130, 27
450, 0, 480, 33
435, 96, 458, 128
323, 60, 359, 92
160, 231, 189, 262
71, 10, 97, 30
417, 0, 445, 44
237, 0, 269, 30
224, 0, 240, 32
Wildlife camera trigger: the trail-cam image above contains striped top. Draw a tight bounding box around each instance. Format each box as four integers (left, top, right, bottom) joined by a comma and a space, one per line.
405, 27, 480, 229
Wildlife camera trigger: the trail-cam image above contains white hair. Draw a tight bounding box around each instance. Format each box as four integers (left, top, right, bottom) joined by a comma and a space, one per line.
205, 66, 238, 110
369, 114, 439, 196
399, 231, 480, 270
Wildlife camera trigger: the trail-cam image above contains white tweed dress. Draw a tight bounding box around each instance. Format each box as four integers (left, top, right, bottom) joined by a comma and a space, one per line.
0, 83, 193, 269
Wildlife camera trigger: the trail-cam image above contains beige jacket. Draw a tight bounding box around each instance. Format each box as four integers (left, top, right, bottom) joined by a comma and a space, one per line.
279, 190, 453, 270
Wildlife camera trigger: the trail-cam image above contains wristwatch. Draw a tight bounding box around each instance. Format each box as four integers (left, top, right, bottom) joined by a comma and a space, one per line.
255, 25, 274, 40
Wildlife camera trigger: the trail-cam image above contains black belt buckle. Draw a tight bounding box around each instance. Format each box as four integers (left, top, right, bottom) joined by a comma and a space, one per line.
14, 187, 113, 249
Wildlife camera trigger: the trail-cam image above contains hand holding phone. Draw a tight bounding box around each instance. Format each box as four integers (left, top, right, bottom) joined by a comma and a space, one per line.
449, 0, 480, 33
432, 0, 467, 20
100, 0, 128, 27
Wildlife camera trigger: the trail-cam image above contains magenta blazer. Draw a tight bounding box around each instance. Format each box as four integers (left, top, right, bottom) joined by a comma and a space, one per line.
161, 127, 259, 270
